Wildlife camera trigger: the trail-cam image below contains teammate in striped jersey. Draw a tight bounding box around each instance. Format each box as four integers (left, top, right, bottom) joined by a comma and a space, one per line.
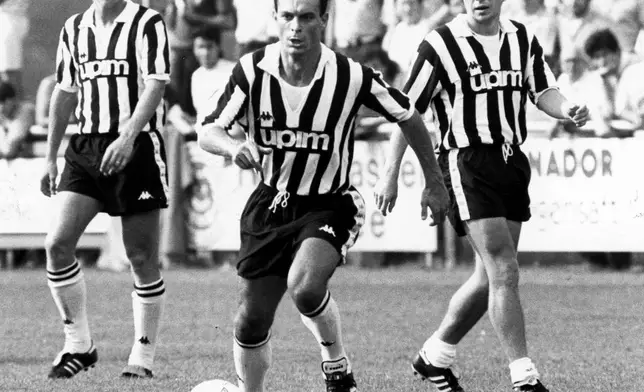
40, 0, 170, 380
198, 0, 449, 390
375, 0, 589, 391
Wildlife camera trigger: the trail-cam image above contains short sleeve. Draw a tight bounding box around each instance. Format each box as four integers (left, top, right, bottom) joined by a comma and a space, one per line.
140, 14, 170, 83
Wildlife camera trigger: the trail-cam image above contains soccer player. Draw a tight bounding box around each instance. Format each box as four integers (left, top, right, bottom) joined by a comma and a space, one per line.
374, 0, 589, 391
41, 0, 170, 379
197, 0, 449, 391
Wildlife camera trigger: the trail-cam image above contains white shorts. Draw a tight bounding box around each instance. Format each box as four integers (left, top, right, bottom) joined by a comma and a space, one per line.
0, 13, 29, 71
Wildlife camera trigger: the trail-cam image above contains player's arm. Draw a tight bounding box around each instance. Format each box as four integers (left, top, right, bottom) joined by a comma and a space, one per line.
373, 38, 445, 215
42, 23, 79, 196
198, 62, 270, 171
526, 32, 589, 126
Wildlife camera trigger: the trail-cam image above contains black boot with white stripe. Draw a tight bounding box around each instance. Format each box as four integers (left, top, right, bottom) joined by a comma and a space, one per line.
47, 342, 98, 379
412, 352, 464, 392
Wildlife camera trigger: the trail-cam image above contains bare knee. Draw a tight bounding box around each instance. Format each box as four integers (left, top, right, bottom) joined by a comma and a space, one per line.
488, 259, 520, 290
287, 272, 328, 314
44, 233, 75, 267
125, 245, 158, 273
234, 303, 274, 343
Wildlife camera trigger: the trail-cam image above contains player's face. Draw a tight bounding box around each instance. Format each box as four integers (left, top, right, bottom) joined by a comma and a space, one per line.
275, 0, 328, 55
463, 0, 504, 25
193, 37, 220, 69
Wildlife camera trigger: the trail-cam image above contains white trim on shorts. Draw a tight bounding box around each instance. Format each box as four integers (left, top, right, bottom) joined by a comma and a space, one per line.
448, 149, 470, 221
340, 187, 366, 258
146, 131, 169, 201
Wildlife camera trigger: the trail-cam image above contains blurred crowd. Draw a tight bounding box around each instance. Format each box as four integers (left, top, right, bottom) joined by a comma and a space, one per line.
1, 0, 643, 270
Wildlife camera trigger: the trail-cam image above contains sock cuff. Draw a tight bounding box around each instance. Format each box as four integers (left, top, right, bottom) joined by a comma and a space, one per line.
234, 330, 271, 349
133, 278, 165, 299
427, 333, 457, 354
301, 291, 331, 318
47, 261, 83, 287
509, 357, 539, 384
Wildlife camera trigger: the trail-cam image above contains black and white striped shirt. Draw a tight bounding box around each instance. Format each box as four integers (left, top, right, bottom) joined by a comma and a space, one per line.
202, 43, 413, 196
404, 15, 557, 151
55, 0, 169, 134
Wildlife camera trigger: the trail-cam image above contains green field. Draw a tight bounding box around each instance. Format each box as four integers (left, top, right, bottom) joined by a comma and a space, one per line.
0, 265, 642, 392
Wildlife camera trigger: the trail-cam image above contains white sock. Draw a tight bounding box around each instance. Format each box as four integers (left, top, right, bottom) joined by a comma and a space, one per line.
509, 357, 539, 386
127, 278, 166, 370
234, 332, 272, 392
47, 260, 92, 353
300, 291, 350, 371
421, 332, 457, 368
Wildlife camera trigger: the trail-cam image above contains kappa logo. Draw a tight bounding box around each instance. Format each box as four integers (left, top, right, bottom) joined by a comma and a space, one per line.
79, 52, 88, 61
468, 61, 480, 71
258, 111, 273, 122
138, 191, 153, 200
139, 336, 151, 345
63, 318, 74, 325
319, 225, 336, 237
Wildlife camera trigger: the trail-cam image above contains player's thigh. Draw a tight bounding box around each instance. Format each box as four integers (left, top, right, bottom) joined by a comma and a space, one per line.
121, 209, 161, 262
465, 217, 516, 263
235, 275, 288, 339
288, 237, 341, 291
45, 192, 103, 260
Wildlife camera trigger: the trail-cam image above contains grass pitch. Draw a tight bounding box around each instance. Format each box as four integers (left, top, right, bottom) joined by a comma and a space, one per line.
0, 264, 642, 392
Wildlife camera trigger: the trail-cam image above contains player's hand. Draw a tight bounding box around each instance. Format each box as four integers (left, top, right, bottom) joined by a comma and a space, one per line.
230, 141, 272, 173
100, 135, 135, 176
40, 159, 58, 197
374, 171, 399, 216
564, 102, 590, 128
420, 178, 449, 226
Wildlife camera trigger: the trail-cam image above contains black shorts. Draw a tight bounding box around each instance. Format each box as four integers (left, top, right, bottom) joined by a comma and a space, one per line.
58, 130, 169, 216
438, 144, 531, 237
237, 183, 366, 279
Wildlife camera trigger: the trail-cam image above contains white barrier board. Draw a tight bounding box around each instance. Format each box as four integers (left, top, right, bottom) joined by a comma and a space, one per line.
519, 138, 644, 251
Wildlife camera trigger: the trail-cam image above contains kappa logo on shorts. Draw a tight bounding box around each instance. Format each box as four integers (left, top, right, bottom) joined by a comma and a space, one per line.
319, 225, 336, 237
138, 191, 153, 200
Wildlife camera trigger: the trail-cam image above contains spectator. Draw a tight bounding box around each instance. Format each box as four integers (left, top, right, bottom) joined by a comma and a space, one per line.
166, 0, 235, 118
0, 81, 34, 160
0, 0, 30, 98
615, 58, 644, 130
592, 0, 644, 56
549, 45, 610, 138
556, 0, 610, 64
190, 28, 236, 128
232, 0, 279, 56
327, 0, 386, 63
382, 0, 433, 83
503, 0, 558, 72
584, 28, 640, 138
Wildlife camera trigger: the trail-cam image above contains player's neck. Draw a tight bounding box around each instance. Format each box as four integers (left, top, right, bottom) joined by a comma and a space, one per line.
93, 0, 127, 28
466, 17, 501, 36
279, 45, 322, 87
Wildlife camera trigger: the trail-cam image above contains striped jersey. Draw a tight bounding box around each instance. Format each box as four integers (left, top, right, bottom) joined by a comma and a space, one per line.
55, 0, 170, 134
404, 14, 557, 151
202, 42, 413, 196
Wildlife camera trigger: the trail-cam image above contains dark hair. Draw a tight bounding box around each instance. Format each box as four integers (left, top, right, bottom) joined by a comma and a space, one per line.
192, 27, 221, 45
274, 0, 329, 15
584, 29, 621, 58
0, 81, 16, 103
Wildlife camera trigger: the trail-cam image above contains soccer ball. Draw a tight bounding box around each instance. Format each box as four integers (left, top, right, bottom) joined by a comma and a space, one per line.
190, 379, 240, 392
